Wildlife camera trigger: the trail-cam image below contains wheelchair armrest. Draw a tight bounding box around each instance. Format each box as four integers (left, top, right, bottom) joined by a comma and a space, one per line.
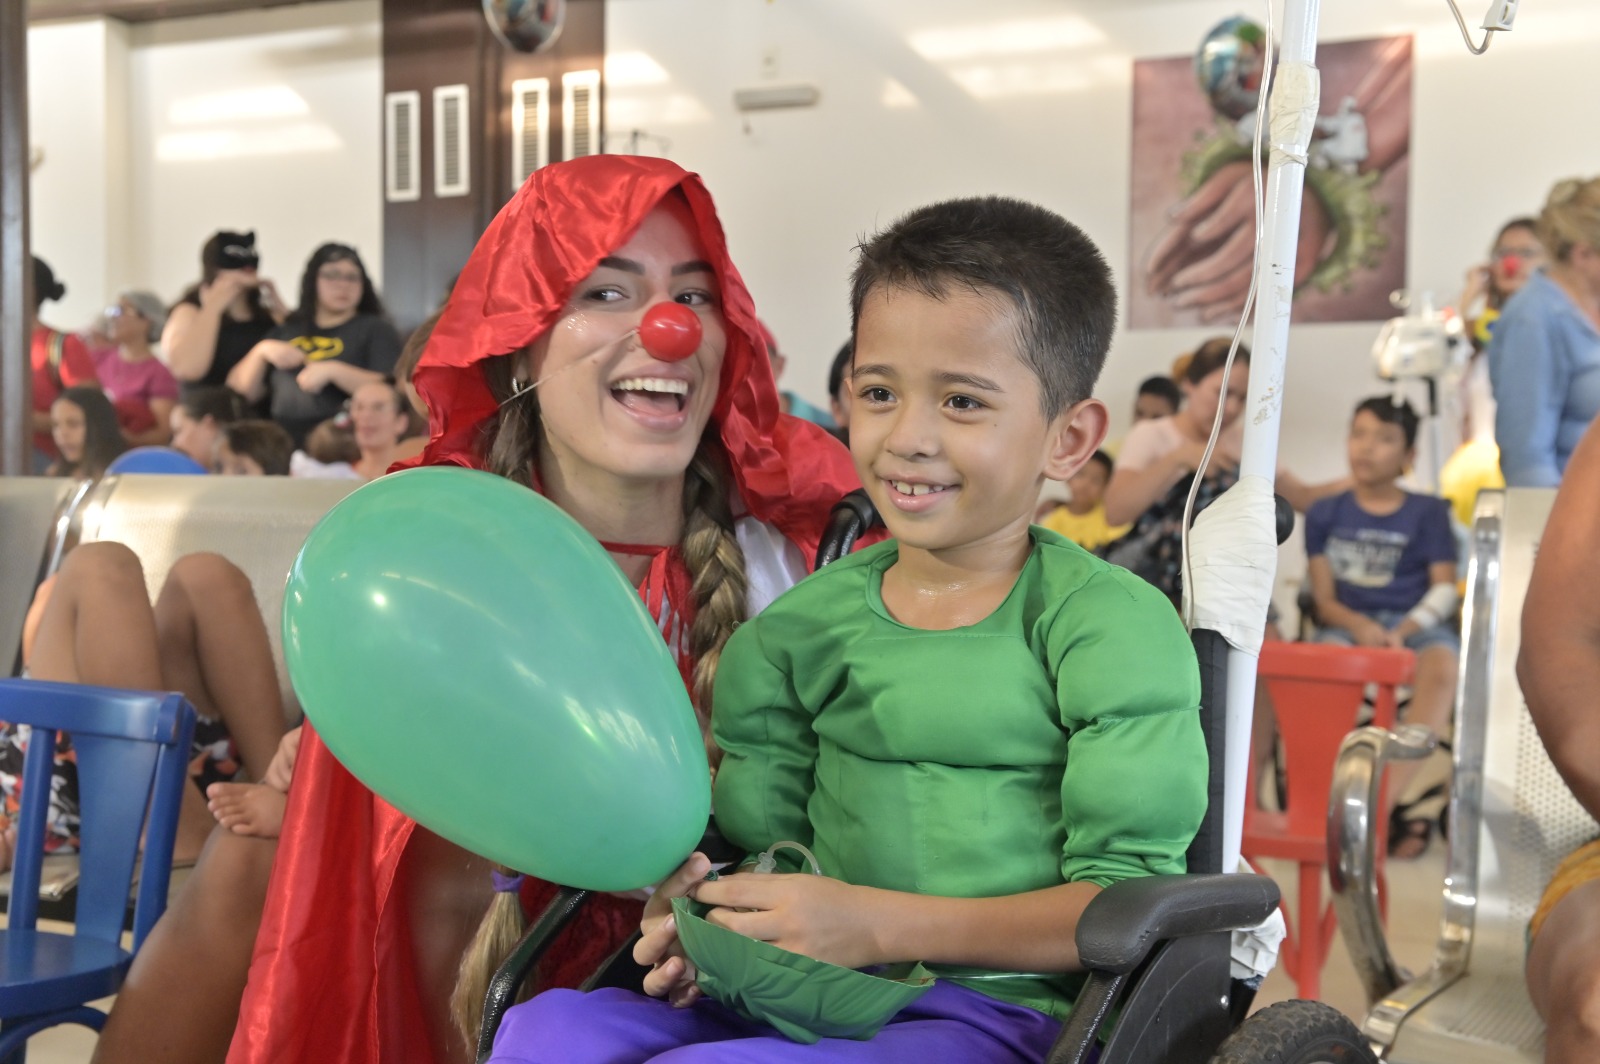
697, 820, 743, 864
1074, 873, 1280, 975
1328, 722, 1436, 1005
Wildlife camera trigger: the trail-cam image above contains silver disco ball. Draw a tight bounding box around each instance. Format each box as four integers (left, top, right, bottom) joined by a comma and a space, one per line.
483, 0, 566, 54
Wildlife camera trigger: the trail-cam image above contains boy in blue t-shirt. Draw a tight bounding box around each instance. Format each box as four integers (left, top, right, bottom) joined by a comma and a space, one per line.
1305, 396, 1458, 855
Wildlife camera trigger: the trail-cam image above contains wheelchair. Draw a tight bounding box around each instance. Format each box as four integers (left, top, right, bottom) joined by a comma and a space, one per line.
478, 490, 1376, 1063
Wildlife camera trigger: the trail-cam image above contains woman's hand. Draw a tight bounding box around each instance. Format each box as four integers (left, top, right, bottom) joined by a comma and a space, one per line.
296, 361, 337, 393
199, 272, 254, 316
257, 341, 305, 371
636, 852, 712, 1007
263, 726, 302, 792
691, 872, 880, 971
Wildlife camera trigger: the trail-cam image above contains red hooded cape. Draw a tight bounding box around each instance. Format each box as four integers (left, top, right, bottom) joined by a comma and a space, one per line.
229, 156, 862, 1063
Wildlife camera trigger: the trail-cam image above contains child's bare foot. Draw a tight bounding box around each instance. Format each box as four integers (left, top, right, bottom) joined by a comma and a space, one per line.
0, 821, 15, 874
206, 782, 287, 839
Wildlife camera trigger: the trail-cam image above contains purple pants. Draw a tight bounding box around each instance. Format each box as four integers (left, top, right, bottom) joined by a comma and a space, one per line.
487, 981, 1064, 1063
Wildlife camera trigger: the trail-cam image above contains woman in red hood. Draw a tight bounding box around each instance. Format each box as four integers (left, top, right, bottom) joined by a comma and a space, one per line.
213, 156, 863, 1064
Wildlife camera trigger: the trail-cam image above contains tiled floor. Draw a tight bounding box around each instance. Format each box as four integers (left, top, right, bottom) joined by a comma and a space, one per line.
15, 849, 1451, 1062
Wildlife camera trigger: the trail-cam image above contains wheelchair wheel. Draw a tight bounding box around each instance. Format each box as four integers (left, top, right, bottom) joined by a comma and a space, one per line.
1211, 1000, 1376, 1064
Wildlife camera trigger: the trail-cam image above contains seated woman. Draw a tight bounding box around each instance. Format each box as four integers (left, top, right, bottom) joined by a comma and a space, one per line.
91, 290, 181, 448
226, 243, 402, 448
162, 230, 286, 417
90, 155, 863, 1064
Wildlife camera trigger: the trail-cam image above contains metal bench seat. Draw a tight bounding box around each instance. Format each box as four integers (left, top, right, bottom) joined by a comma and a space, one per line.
1331, 489, 1599, 1062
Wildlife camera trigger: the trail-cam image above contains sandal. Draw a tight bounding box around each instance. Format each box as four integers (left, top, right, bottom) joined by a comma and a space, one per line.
1388, 813, 1433, 859
1388, 782, 1448, 859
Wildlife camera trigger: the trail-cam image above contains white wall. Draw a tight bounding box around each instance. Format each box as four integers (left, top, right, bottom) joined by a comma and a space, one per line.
605, 0, 1600, 606
28, 17, 132, 333
604, 0, 1600, 479
28, 0, 382, 330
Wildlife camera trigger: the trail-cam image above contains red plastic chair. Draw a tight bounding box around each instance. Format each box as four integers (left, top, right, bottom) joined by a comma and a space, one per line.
1243, 642, 1415, 1000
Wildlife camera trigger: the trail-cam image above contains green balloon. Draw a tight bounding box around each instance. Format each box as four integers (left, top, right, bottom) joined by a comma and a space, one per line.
283, 467, 710, 892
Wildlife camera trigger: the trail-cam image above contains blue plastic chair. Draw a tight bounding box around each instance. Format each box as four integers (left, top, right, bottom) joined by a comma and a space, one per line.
0, 678, 196, 1059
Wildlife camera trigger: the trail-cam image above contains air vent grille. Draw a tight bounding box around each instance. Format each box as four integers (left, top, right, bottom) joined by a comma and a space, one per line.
562, 69, 601, 160
511, 77, 550, 187
384, 90, 420, 202
433, 84, 470, 198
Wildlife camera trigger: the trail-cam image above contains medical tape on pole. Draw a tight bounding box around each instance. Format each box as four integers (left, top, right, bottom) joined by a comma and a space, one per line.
1268, 61, 1320, 167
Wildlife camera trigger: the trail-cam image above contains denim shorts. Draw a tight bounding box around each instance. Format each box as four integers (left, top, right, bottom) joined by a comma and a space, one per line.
1315, 608, 1460, 654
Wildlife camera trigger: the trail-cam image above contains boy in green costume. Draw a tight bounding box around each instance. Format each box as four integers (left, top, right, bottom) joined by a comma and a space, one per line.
490, 197, 1209, 1062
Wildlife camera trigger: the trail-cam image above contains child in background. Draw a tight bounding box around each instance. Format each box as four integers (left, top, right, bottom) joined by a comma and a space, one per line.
1133, 375, 1181, 422
289, 414, 361, 479
1305, 396, 1459, 857
1038, 450, 1129, 552
168, 387, 244, 472
490, 196, 1207, 1062
47, 386, 127, 480
218, 420, 294, 476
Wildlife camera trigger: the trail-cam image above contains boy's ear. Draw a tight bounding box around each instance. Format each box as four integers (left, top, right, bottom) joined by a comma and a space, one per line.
1043, 398, 1109, 484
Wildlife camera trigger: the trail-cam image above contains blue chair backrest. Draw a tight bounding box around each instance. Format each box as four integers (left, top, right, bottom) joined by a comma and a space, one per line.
0, 679, 195, 949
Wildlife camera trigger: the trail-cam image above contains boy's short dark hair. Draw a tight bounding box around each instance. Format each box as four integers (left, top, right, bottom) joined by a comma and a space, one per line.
1136, 375, 1181, 408
1085, 449, 1114, 476
849, 196, 1117, 415
223, 420, 294, 475
827, 339, 853, 399
1353, 395, 1420, 450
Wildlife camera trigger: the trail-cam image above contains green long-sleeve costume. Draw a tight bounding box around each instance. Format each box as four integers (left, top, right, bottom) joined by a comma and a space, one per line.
711, 528, 1208, 1019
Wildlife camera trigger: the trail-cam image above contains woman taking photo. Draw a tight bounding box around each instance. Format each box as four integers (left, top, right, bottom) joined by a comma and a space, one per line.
1490, 177, 1600, 487
227, 243, 401, 448
162, 231, 285, 410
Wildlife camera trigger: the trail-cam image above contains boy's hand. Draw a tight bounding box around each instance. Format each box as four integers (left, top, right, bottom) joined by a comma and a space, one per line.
1387, 619, 1420, 647
636, 852, 711, 1007
1351, 617, 1393, 648
691, 873, 880, 971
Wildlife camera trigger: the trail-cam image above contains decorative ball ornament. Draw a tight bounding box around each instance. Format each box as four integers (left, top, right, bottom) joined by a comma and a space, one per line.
1195, 16, 1269, 121
639, 303, 702, 362
482, 0, 565, 54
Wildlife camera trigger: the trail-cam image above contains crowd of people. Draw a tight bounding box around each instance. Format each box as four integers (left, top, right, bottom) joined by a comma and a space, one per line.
26, 234, 414, 483
5, 158, 1599, 1064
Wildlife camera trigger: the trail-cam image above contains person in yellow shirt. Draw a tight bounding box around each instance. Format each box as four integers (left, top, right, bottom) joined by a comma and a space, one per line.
1039, 451, 1129, 552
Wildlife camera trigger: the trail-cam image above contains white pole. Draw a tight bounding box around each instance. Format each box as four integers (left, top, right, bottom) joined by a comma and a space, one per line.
1221, 0, 1323, 874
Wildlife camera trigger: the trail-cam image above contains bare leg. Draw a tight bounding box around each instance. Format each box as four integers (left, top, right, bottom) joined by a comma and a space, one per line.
90, 828, 277, 1064
27, 542, 164, 691
154, 552, 286, 781
1390, 645, 1456, 795
1527, 879, 1600, 1064
399, 828, 495, 1064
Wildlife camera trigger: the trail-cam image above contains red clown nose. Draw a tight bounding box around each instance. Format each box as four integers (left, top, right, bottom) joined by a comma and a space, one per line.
639, 303, 702, 362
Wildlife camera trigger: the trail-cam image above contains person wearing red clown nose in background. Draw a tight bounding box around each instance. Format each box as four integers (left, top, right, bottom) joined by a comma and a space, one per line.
227, 155, 868, 1064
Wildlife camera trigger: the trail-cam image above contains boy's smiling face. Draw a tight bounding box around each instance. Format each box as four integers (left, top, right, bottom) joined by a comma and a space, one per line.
850, 284, 1104, 555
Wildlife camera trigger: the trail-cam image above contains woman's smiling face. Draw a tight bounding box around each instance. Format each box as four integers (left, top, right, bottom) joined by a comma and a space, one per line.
526, 196, 727, 488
